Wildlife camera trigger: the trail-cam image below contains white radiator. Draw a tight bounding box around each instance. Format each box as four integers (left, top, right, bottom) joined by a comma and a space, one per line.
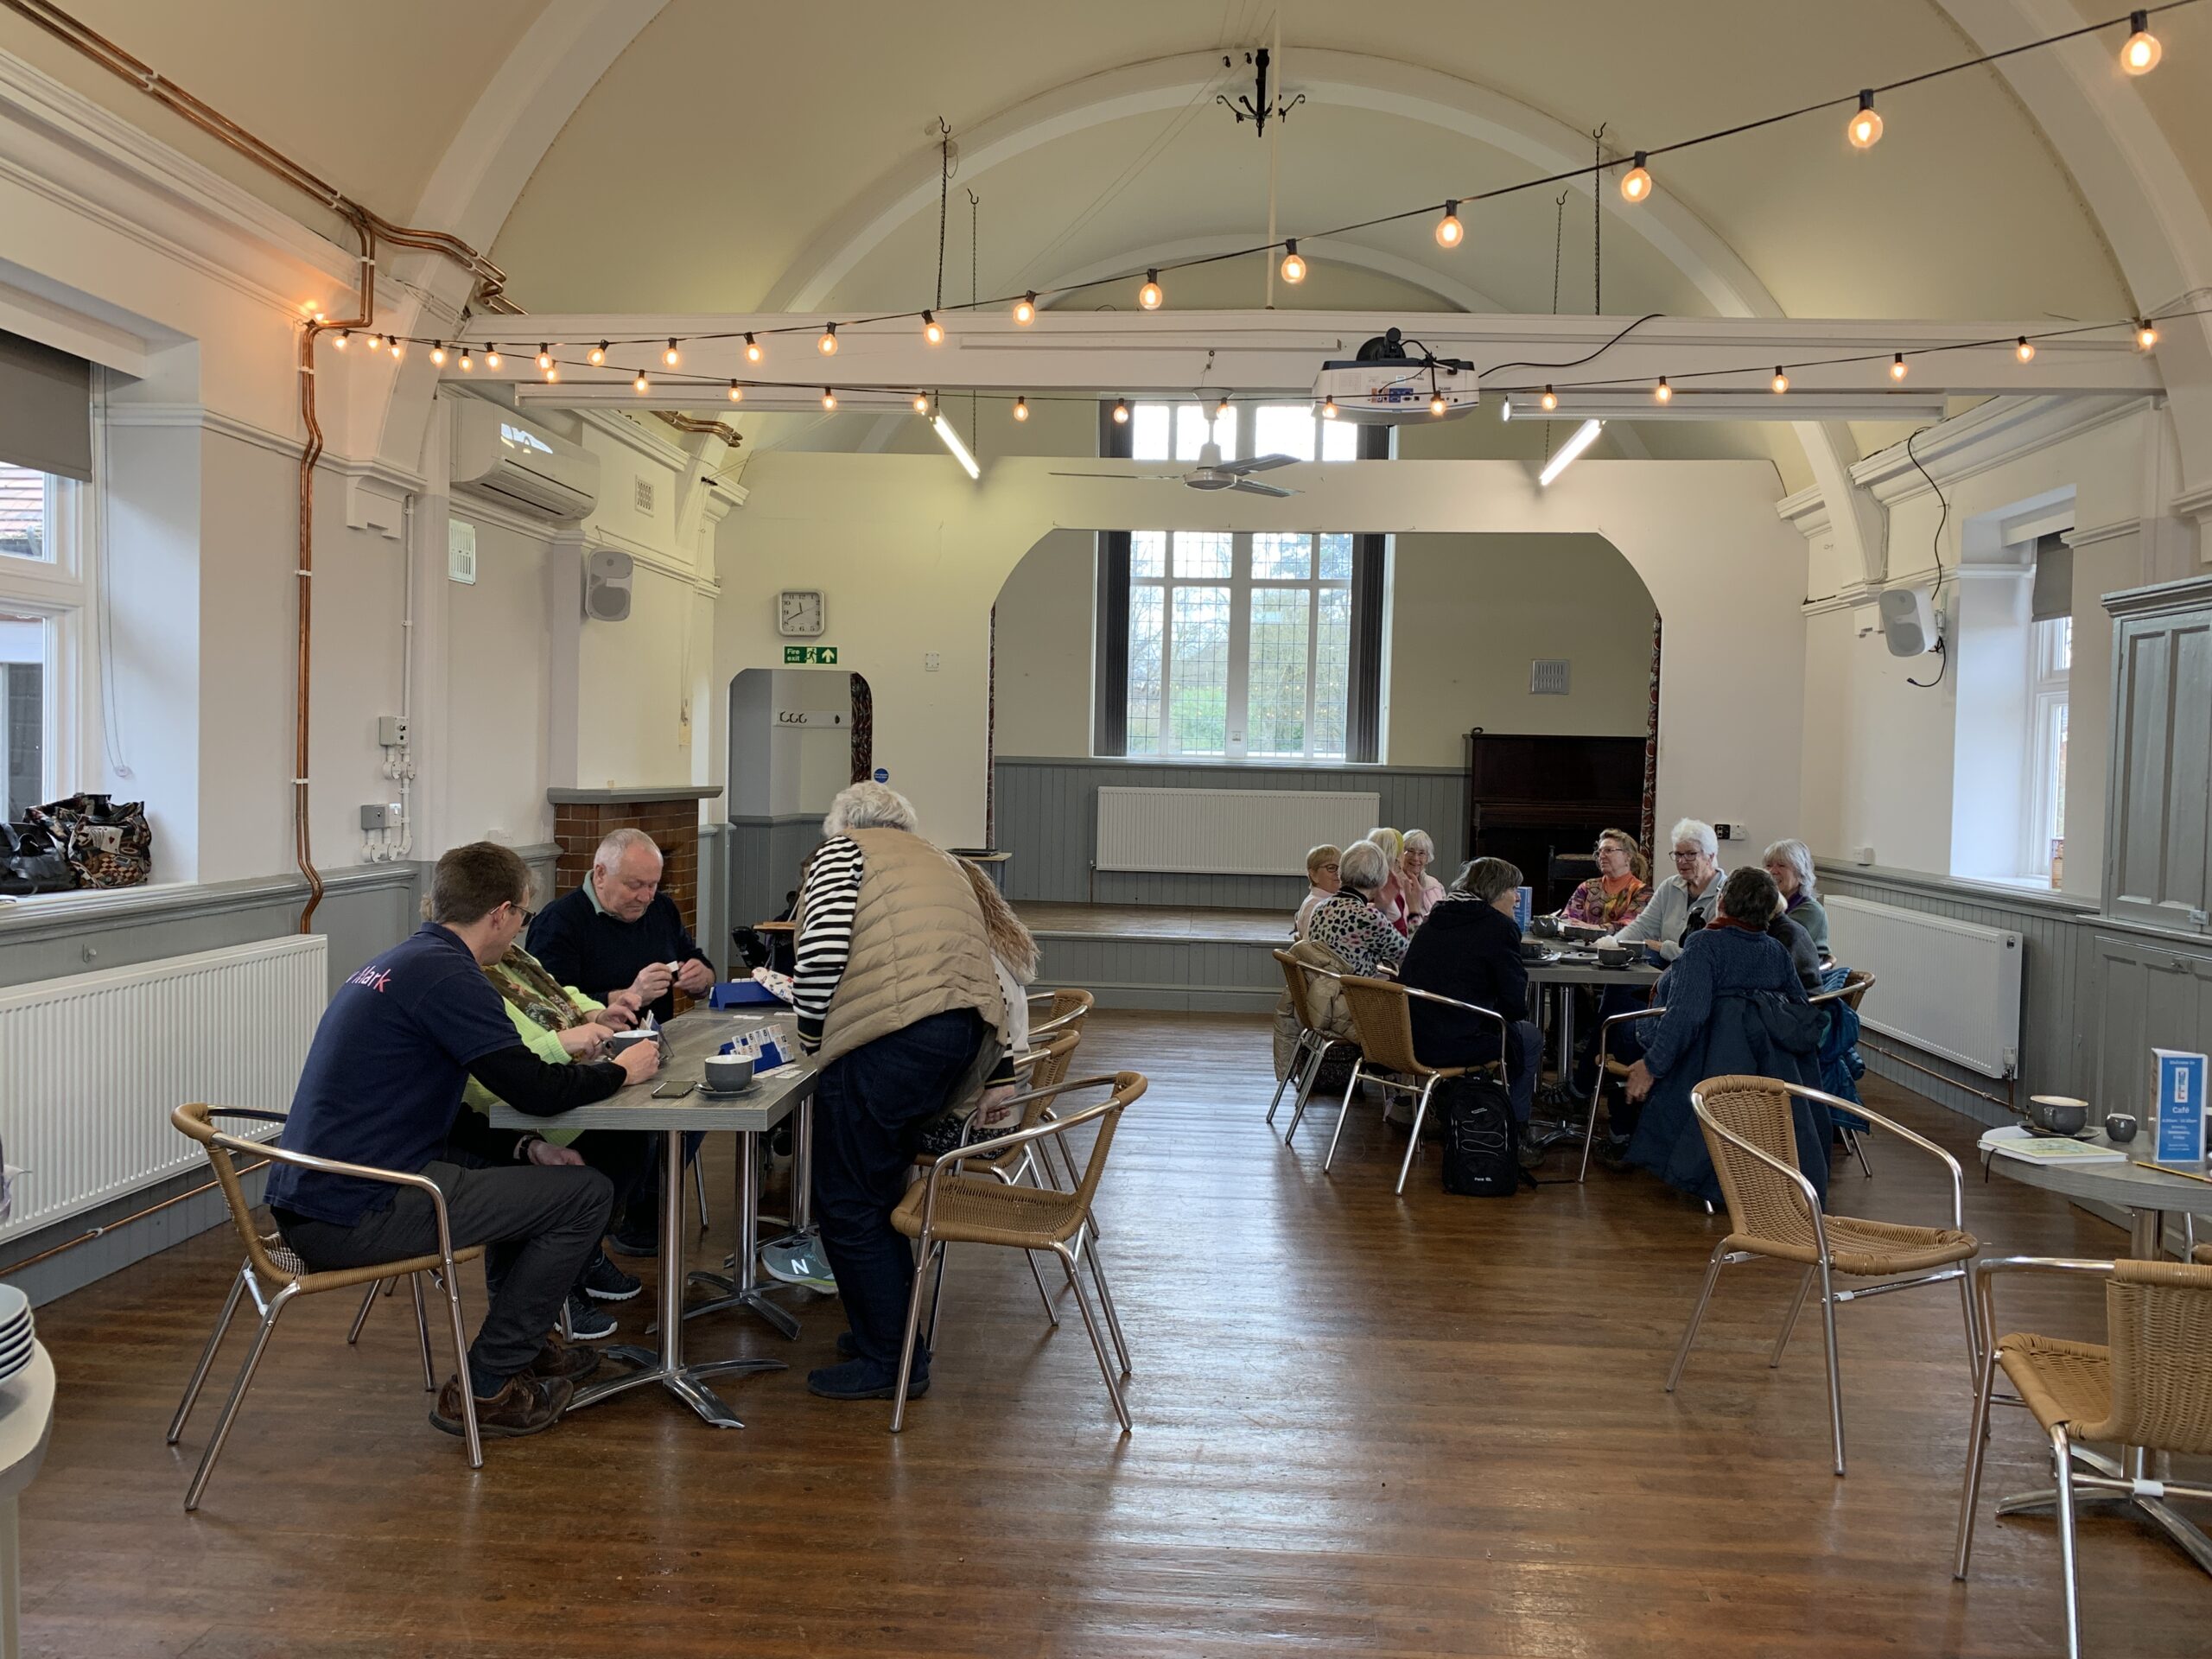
1825, 896, 2022, 1079
1096, 786, 1382, 875
0, 937, 325, 1242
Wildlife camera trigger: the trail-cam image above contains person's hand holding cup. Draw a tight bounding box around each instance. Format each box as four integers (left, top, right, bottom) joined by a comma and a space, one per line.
612, 1036, 661, 1085
558, 1024, 609, 1059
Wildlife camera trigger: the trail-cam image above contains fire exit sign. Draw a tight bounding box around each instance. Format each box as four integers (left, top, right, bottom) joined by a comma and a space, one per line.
784, 645, 839, 664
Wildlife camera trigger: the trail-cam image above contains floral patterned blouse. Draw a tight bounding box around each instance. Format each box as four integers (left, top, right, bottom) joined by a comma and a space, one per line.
1306, 891, 1409, 977
1560, 876, 1649, 931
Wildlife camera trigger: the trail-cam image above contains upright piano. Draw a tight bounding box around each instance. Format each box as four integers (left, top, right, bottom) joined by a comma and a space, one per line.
1464, 730, 1649, 912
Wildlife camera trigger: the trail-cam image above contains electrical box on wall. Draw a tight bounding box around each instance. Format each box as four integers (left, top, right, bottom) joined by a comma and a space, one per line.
378, 715, 409, 748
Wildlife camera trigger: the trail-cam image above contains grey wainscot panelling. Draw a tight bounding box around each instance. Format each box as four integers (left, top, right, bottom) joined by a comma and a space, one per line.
992, 757, 1468, 909
723, 815, 827, 946
1028, 925, 1282, 1014
0, 848, 556, 1307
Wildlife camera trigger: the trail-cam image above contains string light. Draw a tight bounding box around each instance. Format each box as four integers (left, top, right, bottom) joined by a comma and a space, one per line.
1847, 92, 1883, 149
1654, 377, 1672, 404
2016, 336, 2037, 363
745, 333, 762, 364
457, 347, 473, 372
1215, 395, 1231, 420
543, 362, 556, 383
1013, 396, 1030, 422
729, 380, 744, 403
1280, 240, 1306, 283
1014, 292, 1037, 325
389, 339, 404, 360
633, 370, 649, 393
589, 342, 607, 365
537, 345, 554, 370
1320, 397, 1338, 419
1540, 386, 1558, 412
1435, 200, 1463, 248
429, 342, 446, 365
2121, 10, 2161, 73
1620, 152, 1652, 204
1890, 353, 1908, 380
1112, 398, 1130, 424
821, 388, 837, 410
1771, 367, 1790, 393
365, 333, 382, 351
485, 346, 502, 370
1429, 392, 1448, 416
334, 330, 349, 350
664, 339, 681, 368
2138, 318, 2159, 350
1138, 270, 1163, 310
923, 310, 943, 345
912, 392, 931, 414
817, 323, 839, 357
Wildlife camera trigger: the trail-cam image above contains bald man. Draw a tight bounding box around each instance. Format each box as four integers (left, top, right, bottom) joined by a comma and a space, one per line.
528, 828, 716, 1025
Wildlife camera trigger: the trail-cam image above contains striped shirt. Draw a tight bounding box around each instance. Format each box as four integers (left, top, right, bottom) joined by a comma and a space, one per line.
791, 836, 866, 1053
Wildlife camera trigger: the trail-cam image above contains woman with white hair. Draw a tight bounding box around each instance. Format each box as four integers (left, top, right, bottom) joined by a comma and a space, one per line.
1604, 817, 1726, 964
1363, 827, 1410, 934
1306, 839, 1408, 977
1762, 837, 1829, 955
1397, 830, 1446, 929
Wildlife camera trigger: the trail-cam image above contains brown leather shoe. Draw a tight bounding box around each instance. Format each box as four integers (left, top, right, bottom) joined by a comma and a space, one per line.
429, 1371, 574, 1439
530, 1332, 601, 1383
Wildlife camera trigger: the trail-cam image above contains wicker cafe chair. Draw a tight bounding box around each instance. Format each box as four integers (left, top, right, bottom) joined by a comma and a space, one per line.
1671, 1076, 1980, 1476
1333, 976, 1508, 1196
890, 1071, 1147, 1433
1808, 969, 1879, 1179
1027, 988, 1095, 1045
1271, 950, 1359, 1138
1576, 1004, 1668, 1182
167, 1103, 487, 1511
1955, 1256, 2212, 1659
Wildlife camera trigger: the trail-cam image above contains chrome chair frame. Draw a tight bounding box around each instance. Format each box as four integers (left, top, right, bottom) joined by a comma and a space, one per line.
1330, 979, 1507, 1196
1955, 1255, 2212, 1659
167, 1107, 481, 1510
1671, 1082, 1980, 1477
1807, 971, 1878, 1179
896, 1077, 1139, 1434
1575, 1005, 1667, 1182
1272, 956, 1356, 1147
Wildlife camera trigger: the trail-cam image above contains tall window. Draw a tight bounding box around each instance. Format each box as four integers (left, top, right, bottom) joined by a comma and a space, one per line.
0, 464, 77, 820
2027, 614, 2070, 881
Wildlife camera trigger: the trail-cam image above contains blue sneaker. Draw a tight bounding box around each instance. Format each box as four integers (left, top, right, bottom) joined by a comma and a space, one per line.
760, 1234, 837, 1294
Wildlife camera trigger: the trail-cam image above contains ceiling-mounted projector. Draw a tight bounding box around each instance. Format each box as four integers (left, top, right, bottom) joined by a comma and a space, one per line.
1313, 327, 1479, 423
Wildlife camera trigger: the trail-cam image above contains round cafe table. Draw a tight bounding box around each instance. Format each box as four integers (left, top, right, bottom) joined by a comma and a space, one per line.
0, 1342, 55, 1659
1982, 1136, 2212, 1576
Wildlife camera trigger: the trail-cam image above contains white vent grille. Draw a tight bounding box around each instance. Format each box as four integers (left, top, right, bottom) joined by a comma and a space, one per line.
632, 477, 656, 515
1530, 658, 1571, 695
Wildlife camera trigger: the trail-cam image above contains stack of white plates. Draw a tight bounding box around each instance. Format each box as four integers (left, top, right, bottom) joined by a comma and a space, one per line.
0, 1284, 34, 1384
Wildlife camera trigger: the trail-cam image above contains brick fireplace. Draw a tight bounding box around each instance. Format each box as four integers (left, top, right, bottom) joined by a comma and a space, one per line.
547, 785, 725, 935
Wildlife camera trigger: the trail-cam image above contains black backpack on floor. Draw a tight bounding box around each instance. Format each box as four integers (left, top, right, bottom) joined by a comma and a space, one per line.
1440, 1073, 1527, 1197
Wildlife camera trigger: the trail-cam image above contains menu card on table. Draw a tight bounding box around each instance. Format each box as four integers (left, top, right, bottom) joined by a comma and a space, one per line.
2153, 1048, 2209, 1164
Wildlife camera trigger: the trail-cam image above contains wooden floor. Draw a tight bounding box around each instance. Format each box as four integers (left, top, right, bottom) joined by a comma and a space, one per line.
18, 1013, 2211, 1656
1017, 901, 1285, 942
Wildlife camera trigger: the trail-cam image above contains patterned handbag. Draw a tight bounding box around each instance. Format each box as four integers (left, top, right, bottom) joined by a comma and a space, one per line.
25, 792, 152, 888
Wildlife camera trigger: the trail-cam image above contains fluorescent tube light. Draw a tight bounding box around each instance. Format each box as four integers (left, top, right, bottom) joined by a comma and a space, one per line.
932, 414, 981, 480
1538, 418, 1604, 486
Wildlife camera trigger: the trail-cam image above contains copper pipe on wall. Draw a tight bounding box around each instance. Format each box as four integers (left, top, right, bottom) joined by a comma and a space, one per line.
0, 1159, 270, 1275
1859, 1037, 2019, 1115
654, 412, 745, 448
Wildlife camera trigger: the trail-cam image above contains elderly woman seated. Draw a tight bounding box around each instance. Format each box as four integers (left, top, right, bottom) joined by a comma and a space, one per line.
1361, 827, 1411, 935
1396, 856, 1542, 1122
1397, 830, 1447, 930
1557, 828, 1650, 932
1605, 817, 1726, 963
1620, 867, 1830, 1206
1762, 837, 1830, 957
1292, 843, 1342, 940
1306, 839, 1408, 978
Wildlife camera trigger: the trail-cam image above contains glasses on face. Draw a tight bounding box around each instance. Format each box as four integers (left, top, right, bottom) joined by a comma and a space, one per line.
1671, 849, 1701, 863
1319, 863, 1340, 874
1595, 844, 1626, 861
508, 902, 537, 926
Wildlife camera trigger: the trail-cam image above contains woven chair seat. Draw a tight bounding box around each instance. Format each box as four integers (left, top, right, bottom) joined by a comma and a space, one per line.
255, 1231, 486, 1294
892, 1171, 1084, 1250
1999, 1332, 2113, 1437
1728, 1213, 1977, 1274
259, 1233, 310, 1277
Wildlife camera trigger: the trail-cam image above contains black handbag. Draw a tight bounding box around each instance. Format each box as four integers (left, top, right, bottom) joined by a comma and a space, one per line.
0, 821, 76, 895
1440, 1073, 1524, 1198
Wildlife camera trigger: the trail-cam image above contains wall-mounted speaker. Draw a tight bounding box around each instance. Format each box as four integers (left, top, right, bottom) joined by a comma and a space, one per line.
1878, 585, 1939, 658
583, 548, 633, 622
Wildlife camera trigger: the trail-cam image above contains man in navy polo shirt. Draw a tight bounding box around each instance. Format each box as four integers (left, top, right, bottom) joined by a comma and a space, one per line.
270, 842, 662, 1440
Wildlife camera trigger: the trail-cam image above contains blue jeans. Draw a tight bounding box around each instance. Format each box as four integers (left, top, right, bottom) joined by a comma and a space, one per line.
810, 1009, 989, 1374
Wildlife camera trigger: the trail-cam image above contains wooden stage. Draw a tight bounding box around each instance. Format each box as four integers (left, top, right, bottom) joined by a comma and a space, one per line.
17, 1012, 2209, 1656
1016, 900, 1287, 944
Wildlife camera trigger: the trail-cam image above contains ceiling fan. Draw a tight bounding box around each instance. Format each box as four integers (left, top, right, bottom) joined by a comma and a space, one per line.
1050, 442, 1299, 498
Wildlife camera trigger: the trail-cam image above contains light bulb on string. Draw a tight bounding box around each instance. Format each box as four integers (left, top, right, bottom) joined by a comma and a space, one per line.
1280, 240, 1306, 283
365, 333, 382, 352
745, 333, 762, 364
1138, 270, 1163, 310
389, 340, 404, 361
334, 330, 349, 350
1620, 152, 1652, 204
429, 342, 447, 366
632, 371, 649, 394
2016, 336, 2037, 363
1847, 92, 1883, 149
821, 388, 837, 411
1013, 396, 1030, 423
543, 362, 556, 383
912, 392, 931, 415
1014, 292, 1037, 325
923, 310, 943, 345
1112, 398, 1129, 425
1429, 392, 1448, 417
1540, 386, 1558, 412
1890, 353, 1908, 380
1215, 396, 1231, 421
1320, 397, 1338, 419
817, 323, 839, 357
1771, 367, 1790, 394
729, 381, 744, 404
1434, 200, 1463, 248
589, 342, 607, 366
457, 347, 473, 372
2139, 318, 2160, 350
537, 346, 554, 371
485, 346, 502, 370
664, 340, 681, 368
1653, 376, 1672, 404
2122, 10, 2161, 73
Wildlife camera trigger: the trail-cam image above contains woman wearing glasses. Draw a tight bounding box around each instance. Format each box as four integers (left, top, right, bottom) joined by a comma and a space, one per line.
1293, 844, 1343, 940
1602, 818, 1726, 964
1555, 829, 1651, 931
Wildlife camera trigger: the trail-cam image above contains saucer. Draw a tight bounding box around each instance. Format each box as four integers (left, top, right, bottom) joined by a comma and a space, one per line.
696, 1083, 759, 1100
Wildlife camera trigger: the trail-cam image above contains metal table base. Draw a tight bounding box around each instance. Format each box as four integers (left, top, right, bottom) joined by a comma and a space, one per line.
683, 1091, 813, 1342
570, 1128, 785, 1428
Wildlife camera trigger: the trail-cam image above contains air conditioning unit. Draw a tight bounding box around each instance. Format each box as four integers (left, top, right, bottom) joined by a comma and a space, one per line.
450, 399, 600, 521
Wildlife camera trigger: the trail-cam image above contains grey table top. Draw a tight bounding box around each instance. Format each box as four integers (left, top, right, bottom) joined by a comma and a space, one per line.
1982, 1132, 2212, 1218
1522, 950, 1663, 988
485, 1011, 813, 1135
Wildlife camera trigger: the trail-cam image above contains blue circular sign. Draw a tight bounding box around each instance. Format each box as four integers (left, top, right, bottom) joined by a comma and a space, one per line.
873, 767, 889, 783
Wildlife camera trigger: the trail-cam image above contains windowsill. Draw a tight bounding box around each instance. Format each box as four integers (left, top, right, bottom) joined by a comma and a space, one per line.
1967, 873, 2069, 895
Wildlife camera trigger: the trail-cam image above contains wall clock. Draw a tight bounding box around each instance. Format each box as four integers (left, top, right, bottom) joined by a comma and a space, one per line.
778, 589, 826, 637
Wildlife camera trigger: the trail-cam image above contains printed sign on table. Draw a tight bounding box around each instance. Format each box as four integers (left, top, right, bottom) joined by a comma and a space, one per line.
2153, 1048, 2208, 1164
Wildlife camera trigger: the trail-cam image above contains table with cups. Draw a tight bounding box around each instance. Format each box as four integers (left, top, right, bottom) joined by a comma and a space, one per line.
1519, 933, 1663, 1143
486, 1008, 815, 1429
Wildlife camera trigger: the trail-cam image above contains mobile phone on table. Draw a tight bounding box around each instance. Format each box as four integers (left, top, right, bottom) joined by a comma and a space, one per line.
650, 1080, 696, 1100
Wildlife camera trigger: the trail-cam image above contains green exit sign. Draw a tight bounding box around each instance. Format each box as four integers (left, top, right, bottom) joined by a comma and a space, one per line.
784, 645, 839, 664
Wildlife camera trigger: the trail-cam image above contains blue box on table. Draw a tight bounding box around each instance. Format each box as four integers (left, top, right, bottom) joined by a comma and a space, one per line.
709, 980, 784, 1009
